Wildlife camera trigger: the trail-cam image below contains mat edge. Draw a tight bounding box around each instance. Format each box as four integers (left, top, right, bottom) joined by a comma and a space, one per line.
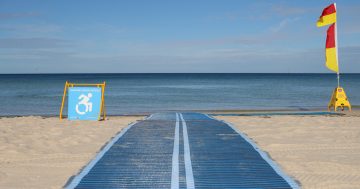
63, 117, 146, 189
205, 114, 301, 189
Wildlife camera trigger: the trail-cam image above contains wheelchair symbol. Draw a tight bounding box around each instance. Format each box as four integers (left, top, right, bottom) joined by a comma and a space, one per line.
76, 93, 93, 115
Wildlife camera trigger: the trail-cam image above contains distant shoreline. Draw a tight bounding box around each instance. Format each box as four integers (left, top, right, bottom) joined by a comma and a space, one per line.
1, 73, 359, 116
1, 107, 358, 118
1, 73, 360, 75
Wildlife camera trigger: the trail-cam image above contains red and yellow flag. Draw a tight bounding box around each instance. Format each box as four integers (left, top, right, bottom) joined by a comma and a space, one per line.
317, 4, 337, 27
325, 24, 339, 73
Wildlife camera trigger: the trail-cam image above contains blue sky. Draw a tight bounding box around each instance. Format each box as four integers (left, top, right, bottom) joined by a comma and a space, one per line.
0, 0, 359, 73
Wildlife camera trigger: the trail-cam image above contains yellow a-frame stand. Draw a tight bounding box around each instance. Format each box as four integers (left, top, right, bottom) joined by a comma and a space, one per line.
59, 81, 106, 120
328, 87, 351, 111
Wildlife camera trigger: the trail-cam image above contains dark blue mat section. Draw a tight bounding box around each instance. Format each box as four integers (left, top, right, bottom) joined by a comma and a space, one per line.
68, 112, 298, 189
184, 113, 294, 188
181, 113, 212, 120
74, 120, 175, 189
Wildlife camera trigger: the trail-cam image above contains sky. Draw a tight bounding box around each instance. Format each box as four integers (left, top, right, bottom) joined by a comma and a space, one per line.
0, 0, 359, 73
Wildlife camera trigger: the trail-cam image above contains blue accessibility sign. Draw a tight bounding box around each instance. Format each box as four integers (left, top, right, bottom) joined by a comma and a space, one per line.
68, 87, 102, 120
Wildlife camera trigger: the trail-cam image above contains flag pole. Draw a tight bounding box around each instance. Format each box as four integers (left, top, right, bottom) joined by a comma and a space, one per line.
322, 3, 351, 111
334, 3, 340, 87
335, 22, 340, 87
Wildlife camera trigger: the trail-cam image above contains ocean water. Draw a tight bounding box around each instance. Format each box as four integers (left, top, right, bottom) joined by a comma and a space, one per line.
0, 73, 359, 116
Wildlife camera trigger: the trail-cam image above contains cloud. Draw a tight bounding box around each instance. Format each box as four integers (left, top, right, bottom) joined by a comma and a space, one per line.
1, 45, 359, 73
271, 5, 309, 16
159, 32, 288, 49
73, 23, 128, 35
0, 12, 40, 19
164, 37, 261, 47
0, 38, 72, 49
340, 46, 360, 55
270, 17, 300, 33
342, 24, 360, 34
207, 12, 242, 22
245, 2, 310, 21
0, 49, 75, 60
0, 24, 62, 34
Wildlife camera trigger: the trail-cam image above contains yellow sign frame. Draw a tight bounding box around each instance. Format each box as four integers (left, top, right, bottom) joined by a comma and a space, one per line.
59, 81, 106, 120
328, 87, 351, 111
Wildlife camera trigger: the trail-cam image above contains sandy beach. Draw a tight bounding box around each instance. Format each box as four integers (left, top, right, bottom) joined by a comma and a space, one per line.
216, 111, 360, 189
0, 116, 142, 189
1, 0, 359, 188
1, 112, 360, 189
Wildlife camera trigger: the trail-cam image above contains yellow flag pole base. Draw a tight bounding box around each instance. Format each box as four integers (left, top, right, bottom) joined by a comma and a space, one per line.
328, 87, 352, 112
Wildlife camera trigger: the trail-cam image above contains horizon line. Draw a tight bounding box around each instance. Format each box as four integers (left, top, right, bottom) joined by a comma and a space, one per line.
0, 72, 360, 75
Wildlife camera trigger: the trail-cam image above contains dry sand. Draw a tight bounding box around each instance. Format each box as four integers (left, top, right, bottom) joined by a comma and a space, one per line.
0, 116, 142, 189
216, 112, 360, 189
1, 112, 360, 189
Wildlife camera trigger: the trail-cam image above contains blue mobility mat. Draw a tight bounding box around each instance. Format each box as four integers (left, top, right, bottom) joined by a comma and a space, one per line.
67, 112, 298, 189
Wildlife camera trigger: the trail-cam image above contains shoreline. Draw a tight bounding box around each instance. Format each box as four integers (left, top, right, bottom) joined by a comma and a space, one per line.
1, 107, 359, 118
